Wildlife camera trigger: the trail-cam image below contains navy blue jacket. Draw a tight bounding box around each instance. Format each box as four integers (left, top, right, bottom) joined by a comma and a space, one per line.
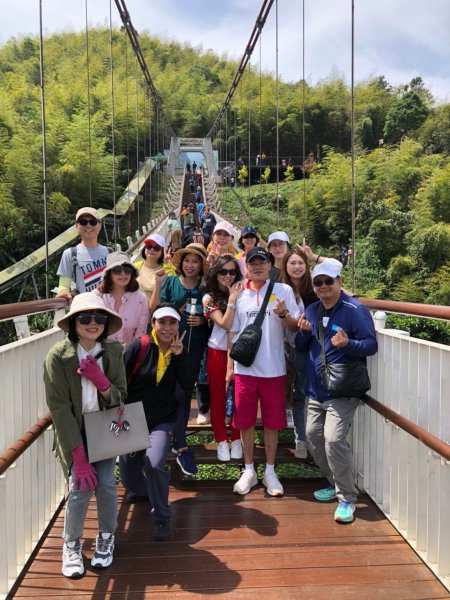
295, 292, 378, 401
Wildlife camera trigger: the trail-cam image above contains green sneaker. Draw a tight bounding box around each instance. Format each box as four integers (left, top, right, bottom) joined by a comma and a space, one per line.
334, 501, 356, 523
313, 487, 337, 502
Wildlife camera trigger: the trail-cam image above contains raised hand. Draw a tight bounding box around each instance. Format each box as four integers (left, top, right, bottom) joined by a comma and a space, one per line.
77, 355, 111, 392
331, 328, 349, 348
170, 331, 186, 355
273, 298, 288, 317
229, 281, 243, 302
297, 313, 312, 332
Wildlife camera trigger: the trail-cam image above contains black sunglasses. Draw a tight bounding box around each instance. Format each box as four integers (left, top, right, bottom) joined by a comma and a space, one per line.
217, 268, 237, 277
77, 218, 98, 227
313, 276, 336, 287
111, 265, 134, 275
76, 312, 108, 325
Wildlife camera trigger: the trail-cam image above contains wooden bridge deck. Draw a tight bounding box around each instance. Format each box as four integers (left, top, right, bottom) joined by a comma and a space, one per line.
10, 477, 450, 599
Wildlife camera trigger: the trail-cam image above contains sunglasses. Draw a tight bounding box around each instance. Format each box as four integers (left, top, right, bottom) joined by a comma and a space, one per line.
77, 218, 98, 227
313, 276, 336, 287
111, 265, 134, 275
145, 242, 162, 251
217, 268, 237, 277
76, 312, 108, 325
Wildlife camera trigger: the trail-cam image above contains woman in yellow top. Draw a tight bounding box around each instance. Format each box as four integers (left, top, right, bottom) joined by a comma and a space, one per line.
206, 221, 237, 268
136, 234, 166, 301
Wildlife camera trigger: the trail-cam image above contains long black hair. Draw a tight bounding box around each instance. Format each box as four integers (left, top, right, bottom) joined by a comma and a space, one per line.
205, 254, 242, 311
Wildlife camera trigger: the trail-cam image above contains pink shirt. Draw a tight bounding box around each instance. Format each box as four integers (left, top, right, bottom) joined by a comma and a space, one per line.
101, 290, 149, 346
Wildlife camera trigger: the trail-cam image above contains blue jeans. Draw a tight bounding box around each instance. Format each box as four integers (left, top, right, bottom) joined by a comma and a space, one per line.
64, 457, 117, 542
293, 350, 307, 443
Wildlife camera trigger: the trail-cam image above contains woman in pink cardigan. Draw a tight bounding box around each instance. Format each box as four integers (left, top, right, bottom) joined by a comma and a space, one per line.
97, 252, 149, 347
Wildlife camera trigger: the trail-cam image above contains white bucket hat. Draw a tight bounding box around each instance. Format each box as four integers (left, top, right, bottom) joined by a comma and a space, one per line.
103, 251, 137, 277
57, 292, 122, 335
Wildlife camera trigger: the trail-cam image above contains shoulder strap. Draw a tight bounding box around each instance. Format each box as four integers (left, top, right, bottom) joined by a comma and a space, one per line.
254, 279, 275, 329
127, 334, 151, 384
70, 246, 78, 283
316, 304, 327, 371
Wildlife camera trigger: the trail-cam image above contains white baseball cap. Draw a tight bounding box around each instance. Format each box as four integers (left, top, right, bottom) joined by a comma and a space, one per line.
144, 233, 166, 248
152, 306, 181, 322
213, 222, 234, 237
268, 231, 290, 245
311, 258, 343, 280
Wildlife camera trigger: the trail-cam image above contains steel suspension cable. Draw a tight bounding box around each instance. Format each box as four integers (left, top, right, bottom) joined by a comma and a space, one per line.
259, 28, 263, 192
207, 0, 275, 139
38, 0, 49, 298
275, 0, 280, 224
124, 32, 131, 232
135, 57, 140, 230
84, 0, 93, 207
248, 62, 251, 200
301, 0, 307, 240
351, 0, 356, 292
109, 0, 117, 243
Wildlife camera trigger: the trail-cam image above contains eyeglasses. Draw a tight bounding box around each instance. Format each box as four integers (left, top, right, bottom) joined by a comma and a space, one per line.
76, 313, 108, 325
77, 218, 98, 227
313, 276, 336, 287
217, 268, 237, 277
111, 265, 134, 275
145, 243, 162, 251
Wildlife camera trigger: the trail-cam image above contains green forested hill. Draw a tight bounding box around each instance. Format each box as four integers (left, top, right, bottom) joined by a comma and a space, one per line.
0, 28, 449, 306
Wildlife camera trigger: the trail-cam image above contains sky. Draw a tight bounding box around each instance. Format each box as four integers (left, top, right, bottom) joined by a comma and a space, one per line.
1, 0, 450, 102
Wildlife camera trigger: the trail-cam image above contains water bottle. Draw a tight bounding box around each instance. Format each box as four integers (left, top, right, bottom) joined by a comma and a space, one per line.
225, 381, 234, 425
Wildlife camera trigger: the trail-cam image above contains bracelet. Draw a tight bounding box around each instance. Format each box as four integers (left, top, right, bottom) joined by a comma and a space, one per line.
279, 312, 288, 319
227, 303, 236, 309
315, 254, 321, 265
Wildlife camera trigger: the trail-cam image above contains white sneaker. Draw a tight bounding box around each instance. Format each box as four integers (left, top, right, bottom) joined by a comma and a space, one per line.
233, 470, 258, 495
230, 439, 243, 459
262, 471, 284, 497
294, 440, 308, 459
217, 441, 230, 462
62, 539, 84, 578
91, 532, 115, 569
196, 411, 210, 425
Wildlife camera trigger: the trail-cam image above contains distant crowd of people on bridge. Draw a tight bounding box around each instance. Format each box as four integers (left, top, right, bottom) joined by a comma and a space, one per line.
46, 202, 377, 578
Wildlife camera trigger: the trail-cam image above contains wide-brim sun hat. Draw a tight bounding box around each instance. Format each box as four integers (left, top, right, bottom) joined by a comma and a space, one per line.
103, 251, 138, 277
57, 292, 123, 335
172, 243, 207, 272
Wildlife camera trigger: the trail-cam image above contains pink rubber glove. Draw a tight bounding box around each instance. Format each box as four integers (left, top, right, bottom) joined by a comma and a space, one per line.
71, 445, 97, 492
77, 355, 111, 392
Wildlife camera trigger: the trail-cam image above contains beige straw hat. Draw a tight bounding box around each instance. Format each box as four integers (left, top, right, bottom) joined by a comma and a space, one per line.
172, 243, 207, 273
57, 292, 122, 336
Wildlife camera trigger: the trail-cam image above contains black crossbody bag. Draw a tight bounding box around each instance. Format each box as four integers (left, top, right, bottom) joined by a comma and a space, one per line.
317, 307, 371, 398
230, 279, 275, 367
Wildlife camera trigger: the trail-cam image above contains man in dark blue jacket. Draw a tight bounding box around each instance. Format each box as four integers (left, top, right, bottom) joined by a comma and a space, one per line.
296, 258, 377, 524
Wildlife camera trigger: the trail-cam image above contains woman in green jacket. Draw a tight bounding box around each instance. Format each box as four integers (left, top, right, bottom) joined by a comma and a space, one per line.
44, 292, 126, 579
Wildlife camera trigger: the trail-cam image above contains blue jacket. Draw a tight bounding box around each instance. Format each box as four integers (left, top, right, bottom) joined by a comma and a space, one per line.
295, 292, 378, 401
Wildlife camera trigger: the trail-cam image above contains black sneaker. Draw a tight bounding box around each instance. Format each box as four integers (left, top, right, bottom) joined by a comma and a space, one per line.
153, 520, 170, 542
176, 448, 198, 476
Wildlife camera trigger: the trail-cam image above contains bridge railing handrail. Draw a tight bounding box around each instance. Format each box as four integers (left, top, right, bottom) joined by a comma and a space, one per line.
364, 396, 450, 460
0, 415, 53, 476
358, 298, 450, 321
0, 298, 69, 321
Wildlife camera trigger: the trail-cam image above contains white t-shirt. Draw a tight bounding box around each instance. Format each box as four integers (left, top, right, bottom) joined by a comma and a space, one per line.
203, 293, 228, 351
231, 280, 299, 378
77, 342, 103, 414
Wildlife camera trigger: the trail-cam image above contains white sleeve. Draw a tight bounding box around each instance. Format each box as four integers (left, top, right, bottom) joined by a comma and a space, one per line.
285, 286, 301, 319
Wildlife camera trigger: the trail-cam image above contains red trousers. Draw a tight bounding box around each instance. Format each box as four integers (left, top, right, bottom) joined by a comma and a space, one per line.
207, 347, 240, 442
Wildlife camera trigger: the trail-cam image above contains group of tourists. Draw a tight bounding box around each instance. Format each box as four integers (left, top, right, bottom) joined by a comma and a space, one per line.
48, 204, 377, 578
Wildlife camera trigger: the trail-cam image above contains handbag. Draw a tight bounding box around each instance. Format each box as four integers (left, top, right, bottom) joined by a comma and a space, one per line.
84, 400, 150, 463
230, 279, 275, 367
317, 310, 371, 399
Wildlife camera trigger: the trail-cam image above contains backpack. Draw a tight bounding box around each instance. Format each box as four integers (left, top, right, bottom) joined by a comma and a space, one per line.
127, 334, 151, 383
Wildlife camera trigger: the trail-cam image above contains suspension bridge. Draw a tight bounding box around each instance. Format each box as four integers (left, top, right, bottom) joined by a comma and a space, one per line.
1, 0, 450, 598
